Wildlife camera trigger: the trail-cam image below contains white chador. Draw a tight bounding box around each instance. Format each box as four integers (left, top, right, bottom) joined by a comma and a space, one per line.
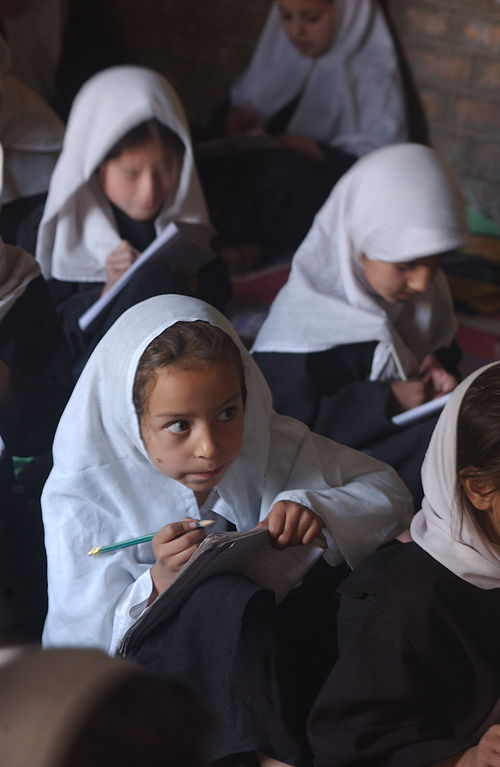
411, 362, 500, 591
231, 0, 408, 157
36, 66, 209, 283
252, 144, 466, 381
42, 295, 412, 654
0, 35, 63, 204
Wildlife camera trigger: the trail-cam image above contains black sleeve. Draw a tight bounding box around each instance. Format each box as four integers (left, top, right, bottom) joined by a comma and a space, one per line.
308, 593, 474, 767
434, 338, 462, 380
0, 276, 73, 456
196, 256, 232, 313
254, 344, 396, 449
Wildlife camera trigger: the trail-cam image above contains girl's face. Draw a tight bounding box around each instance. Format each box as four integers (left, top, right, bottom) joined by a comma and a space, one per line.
360, 254, 441, 304
139, 360, 245, 504
98, 134, 182, 222
278, 0, 335, 58
462, 473, 500, 546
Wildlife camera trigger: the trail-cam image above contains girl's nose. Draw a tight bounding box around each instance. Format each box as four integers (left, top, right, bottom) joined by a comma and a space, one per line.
139, 171, 158, 204
408, 266, 434, 294
290, 16, 306, 39
195, 427, 220, 459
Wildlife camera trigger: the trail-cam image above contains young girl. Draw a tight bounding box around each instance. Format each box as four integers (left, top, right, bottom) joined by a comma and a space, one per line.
198, 0, 408, 259
307, 362, 500, 767
252, 143, 467, 507
42, 294, 412, 766
36, 65, 230, 375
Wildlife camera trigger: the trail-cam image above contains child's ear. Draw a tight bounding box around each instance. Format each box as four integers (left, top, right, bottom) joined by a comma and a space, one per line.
459, 469, 494, 511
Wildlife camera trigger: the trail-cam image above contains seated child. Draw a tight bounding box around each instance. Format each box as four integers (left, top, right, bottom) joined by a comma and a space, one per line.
307, 361, 500, 767
252, 143, 467, 507
36, 65, 230, 375
42, 294, 412, 766
198, 0, 408, 259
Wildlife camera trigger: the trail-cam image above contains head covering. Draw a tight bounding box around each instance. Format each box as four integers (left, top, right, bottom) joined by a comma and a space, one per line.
42, 294, 411, 651
252, 143, 467, 381
2, 0, 67, 100
0, 647, 155, 767
0, 143, 41, 323
230, 0, 407, 157
0, 35, 63, 204
36, 65, 209, 282
411, 362, 500, 590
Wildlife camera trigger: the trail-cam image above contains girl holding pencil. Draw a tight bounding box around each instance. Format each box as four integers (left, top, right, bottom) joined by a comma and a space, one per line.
42, 294, 412, 767
36, 66, 230, 377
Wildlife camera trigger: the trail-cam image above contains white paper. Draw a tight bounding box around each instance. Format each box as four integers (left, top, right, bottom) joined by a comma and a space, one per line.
391, 393, 450, 427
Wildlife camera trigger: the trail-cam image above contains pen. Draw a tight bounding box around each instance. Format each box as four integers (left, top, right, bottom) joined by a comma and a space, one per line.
87, 519, 215, 556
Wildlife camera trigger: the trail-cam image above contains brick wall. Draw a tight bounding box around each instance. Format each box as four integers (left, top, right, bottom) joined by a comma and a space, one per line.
384, 0, 500, 227
62, 0, 500, 225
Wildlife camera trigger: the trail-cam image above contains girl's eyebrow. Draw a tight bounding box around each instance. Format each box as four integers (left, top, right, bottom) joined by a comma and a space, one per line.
153, 391, 242, 420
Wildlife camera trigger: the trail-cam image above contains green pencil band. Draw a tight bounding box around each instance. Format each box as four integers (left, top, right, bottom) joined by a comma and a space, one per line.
88, 520, 215, 556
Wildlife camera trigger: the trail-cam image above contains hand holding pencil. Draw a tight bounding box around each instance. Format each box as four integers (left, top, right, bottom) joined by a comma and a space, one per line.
150, 518, 214, 598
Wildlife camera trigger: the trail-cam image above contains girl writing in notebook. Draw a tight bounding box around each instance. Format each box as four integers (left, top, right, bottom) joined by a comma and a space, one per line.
36, 66, 230, 376
252, 143, 466, 508
198, 0, 408, 261
308, 362, 500, 767
42, 294, 412, 767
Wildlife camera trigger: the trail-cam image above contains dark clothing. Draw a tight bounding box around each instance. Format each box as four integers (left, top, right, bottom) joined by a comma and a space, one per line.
49, 208, 232, 377
129, 560, 348, 767
0, 274, 72, 497
0, 192, 46, 255
0, 274, 71, 643
253, 343, 460, 509
198, 146, 356, 260
308, 542, 500, 767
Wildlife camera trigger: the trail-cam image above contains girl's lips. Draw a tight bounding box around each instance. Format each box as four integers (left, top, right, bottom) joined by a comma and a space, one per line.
193, 465, 225, 479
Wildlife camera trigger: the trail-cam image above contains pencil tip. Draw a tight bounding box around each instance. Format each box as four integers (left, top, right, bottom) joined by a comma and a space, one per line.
88, 547, 100, 556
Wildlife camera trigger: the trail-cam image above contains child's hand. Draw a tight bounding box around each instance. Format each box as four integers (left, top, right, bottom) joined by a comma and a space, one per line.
276, 133, 325, 163
451, 725, 500, 767
150, 518, 207, 597
102, 240, 138, 295
389, 380, 427, 414
419, 354, 458, 398
259, 501, 323, 547
225, 106, 262, 135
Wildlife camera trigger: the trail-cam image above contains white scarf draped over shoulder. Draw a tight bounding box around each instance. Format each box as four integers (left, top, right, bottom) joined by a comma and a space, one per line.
411, 362, 500, 589
42, 294, 412, 652
252, 143, 467, 381
36, 65, 209, 282
0, 35, 63, 204
230, 0, 407, 157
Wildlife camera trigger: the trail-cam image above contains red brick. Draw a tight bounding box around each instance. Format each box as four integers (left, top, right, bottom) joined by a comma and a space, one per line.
419, 88, 446, 121
406, 7, 449, 37
462, 20, 500, 47
475, 60, 500, 90
457, 98, 500, 131
474, 141, 500, 181
408, 49, 472, 84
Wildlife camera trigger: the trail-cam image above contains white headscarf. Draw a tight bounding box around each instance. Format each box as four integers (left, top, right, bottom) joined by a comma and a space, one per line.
0, 35, 63, 204
411, 362, 500, 590
230, 0, 407, 157
36, 66, 209, 282
252, 144, 466, 381
42, 294, 412, 651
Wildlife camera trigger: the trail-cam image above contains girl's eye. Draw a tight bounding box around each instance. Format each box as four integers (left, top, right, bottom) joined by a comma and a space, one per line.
304, 13, 321, 22
217, 407, 237, 423
123, 169, 139, 180
396, 264, 411, 273
166, 420, 190, 434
